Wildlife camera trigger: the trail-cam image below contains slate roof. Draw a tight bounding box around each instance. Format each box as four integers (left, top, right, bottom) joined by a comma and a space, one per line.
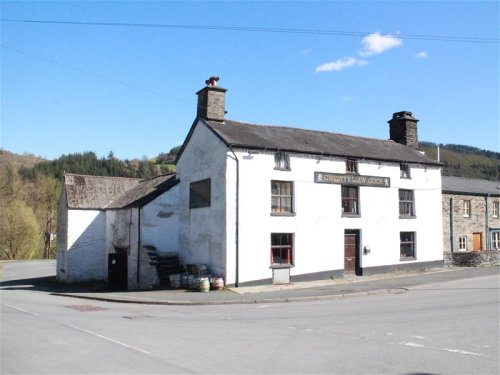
442, 176, 500, 196
106, 174, 178, 209
63, 173, 178, 210
203, 119, 442, 166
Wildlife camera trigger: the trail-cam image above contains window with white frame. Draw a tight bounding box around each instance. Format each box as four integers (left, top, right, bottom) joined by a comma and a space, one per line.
274, 152, 290, 170
346, 159, 358, 174
399, 189, 415, 217
491, 232, 500, 250
342, 186, 359, 215
271, 181, 293, 214
400, 163, 411, 178
493, 202, 499, 218
400, 232, 416, 260
463, 200, 471, 217
271, 233, 293, 266
458, 236, 468, 251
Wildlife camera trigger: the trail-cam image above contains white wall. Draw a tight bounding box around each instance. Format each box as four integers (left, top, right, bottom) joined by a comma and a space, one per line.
64, 209, 106, 282
141, 184, 180, 254
227, 150, 443, 284
176, 121, 228, 278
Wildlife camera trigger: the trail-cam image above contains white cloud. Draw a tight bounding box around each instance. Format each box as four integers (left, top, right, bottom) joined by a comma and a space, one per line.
316, 57, 368, 72
302, 49, 311, 55
415, 51, 428, 59
359, 32, 402, 56
342, 96, 352, 102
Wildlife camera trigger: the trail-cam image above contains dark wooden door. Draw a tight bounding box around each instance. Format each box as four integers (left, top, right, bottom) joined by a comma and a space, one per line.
108, 253, 128, 290
344, 232, 358, 275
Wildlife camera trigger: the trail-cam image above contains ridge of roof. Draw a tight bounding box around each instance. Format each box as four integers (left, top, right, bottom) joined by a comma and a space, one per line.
204, 118, 442, 166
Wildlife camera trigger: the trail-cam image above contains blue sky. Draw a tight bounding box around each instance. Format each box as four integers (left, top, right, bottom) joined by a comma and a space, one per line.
1, 1, 498, 160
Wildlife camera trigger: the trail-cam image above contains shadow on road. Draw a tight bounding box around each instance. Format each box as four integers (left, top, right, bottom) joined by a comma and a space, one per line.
0, 276, 108, 293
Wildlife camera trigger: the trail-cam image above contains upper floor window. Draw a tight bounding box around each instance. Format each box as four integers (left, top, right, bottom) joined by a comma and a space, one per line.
274, 152, 290, 170
463, 200, 471, 217
271, 233, 293, 266
189, 179, 211, 209
399, 189, 415, 217
346, 159, 358, 174
400, 232, 416, 260
342, 186, 359, 215
458, 236, 468, 251
271, 181, 293, 214
493, 202, 499, 218
400, 163, 411, 178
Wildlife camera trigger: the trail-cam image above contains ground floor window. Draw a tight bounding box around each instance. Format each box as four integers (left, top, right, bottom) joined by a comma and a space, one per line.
492, 232, 500, 249
458, 235, 468, 251
400, 232, 416, 260
271, 233, 293, 266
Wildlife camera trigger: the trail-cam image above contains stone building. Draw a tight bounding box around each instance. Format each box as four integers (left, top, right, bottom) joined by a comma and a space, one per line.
442, 176, 500, 254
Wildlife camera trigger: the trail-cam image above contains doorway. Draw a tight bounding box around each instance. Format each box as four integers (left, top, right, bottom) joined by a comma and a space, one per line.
108, 252, 128, 290
344, 230, 360, 276
473, 233, 482, 252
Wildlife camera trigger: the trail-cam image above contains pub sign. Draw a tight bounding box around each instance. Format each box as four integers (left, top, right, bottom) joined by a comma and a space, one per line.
314, 172, 390, 188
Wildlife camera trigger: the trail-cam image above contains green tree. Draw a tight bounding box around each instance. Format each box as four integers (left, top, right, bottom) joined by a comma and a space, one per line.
0, 200, 42, 260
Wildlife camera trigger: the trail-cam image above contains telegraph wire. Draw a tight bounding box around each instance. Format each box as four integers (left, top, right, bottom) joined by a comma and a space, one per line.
1, 44, 193, 105
1, 18, 498, 44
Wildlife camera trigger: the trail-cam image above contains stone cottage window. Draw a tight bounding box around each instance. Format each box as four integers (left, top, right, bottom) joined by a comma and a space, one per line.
271, 233, 293, 266
492, 232, 500, 249
190, 179, 211, 208
400, 232, 416, 260
463, 200, 471, 217
493, 202, 499, 218
458, 236, 468, 251
274, 152, 290, 170
399, 189, 415, 217
271, 181, 293, 214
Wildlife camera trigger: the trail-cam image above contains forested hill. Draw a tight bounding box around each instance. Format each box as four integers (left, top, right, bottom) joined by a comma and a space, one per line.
419, 142, 499, 180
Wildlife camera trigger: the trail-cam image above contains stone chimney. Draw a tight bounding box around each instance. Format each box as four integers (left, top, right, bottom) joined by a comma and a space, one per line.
196, 76, 227, 122
388, 111, 419, 149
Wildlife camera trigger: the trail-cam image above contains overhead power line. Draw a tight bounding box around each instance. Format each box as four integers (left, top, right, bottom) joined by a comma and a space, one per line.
1, 18, 498, 44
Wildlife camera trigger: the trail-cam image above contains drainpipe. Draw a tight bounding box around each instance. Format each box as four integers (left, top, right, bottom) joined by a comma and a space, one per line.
485, 195, 489, 249
137, 207, 142, 287
450, 197, 454, 252
228, 145, 240, 287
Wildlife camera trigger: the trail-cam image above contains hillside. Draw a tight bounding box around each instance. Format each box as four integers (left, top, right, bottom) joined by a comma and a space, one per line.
0, 149, 47, 171
420, 142, 499, 180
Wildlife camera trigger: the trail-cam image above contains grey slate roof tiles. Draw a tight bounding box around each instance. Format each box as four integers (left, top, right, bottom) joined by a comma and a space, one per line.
204, 119, 442, 166
442, 176, 500, 196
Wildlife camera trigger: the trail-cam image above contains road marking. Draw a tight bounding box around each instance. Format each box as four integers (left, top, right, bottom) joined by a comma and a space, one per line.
443, 348, 481, 356
411, 335, 425, 339
400, 341, 482, 357
2, 303, 40, 316
64, 324, 151, 355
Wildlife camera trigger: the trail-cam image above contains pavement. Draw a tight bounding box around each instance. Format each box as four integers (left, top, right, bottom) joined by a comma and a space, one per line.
51, 266, 499, 305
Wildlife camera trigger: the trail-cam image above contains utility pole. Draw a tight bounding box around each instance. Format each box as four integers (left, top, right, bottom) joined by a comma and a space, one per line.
44, 210, 54, 259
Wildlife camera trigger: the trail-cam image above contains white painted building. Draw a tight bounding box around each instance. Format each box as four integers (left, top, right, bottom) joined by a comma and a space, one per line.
175, 80, 444, 286
57, 173, 179, 289
57, 78, 444, 289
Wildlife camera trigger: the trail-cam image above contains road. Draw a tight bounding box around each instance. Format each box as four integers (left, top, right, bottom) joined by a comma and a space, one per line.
1, 260, 499, 374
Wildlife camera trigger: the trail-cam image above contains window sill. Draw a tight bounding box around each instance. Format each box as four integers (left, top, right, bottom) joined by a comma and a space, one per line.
271, 212, 296, 217
400, 257, 416, 262
270, 264, 295, 269
342, 213, 360, 218
399, 215, 416, 219
273, 167, 291, 171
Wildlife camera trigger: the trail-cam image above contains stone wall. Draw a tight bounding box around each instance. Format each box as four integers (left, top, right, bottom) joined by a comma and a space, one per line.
444, 250, 500, 267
